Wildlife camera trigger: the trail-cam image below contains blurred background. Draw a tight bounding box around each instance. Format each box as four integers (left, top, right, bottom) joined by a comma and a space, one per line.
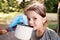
0, 0, 59, 35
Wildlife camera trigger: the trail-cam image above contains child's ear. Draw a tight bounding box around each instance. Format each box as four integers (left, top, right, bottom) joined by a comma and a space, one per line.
43, 17, 47, 24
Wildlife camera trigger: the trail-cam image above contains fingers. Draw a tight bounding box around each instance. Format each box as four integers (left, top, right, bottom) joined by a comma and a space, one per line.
0, 28, 7, 35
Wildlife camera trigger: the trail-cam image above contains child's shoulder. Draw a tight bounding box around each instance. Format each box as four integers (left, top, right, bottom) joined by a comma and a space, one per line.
46, 27, 60, 40
47, 27, 55, 32
47, 27, 57, 35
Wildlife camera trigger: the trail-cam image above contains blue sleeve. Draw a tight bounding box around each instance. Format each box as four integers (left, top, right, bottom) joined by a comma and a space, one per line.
9, 16, 20, 28
23, 15, 28, 25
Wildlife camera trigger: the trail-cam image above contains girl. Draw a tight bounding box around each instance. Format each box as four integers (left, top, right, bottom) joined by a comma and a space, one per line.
25, 2, 60, 40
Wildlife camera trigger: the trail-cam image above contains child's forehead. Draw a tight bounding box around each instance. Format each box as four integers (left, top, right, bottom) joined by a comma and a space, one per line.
26, 11, 42, 18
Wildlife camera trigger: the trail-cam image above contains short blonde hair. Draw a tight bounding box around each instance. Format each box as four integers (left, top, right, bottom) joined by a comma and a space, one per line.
25, 2, 46, 18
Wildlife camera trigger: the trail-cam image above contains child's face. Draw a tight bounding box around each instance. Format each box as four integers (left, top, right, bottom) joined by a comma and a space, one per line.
26, 11, 46, 37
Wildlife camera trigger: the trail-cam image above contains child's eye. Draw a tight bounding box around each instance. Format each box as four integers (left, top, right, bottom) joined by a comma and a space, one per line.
28, 18, 30, 20
34, 18, 37, 20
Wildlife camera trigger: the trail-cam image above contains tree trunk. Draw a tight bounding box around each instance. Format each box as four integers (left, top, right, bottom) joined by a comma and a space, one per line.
58, 2, 60, 33
23, 0, 25, 8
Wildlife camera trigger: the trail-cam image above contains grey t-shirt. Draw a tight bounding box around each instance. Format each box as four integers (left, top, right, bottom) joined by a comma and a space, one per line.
30, 28, 60, 40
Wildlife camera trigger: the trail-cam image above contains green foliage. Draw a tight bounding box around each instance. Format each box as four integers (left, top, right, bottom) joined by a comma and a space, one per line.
0, 0, 30, 13
44, 0, 58, 13
19, 1, 30, 9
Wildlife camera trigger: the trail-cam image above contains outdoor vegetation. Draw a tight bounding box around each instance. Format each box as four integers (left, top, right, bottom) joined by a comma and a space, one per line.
0, 0, 58, 13
44, 0, 58, 13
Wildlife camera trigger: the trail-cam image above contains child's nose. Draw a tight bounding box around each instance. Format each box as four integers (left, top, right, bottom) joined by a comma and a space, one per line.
28, 20, 34, 27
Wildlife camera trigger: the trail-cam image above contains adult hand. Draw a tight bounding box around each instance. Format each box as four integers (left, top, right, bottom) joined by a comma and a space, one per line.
0, 28, 7, 35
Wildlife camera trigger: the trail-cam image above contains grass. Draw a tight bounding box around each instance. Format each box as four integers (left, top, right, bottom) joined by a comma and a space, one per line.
0, 12, 23, 25
48, 22, 58, 29
46, 13, 58, 30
